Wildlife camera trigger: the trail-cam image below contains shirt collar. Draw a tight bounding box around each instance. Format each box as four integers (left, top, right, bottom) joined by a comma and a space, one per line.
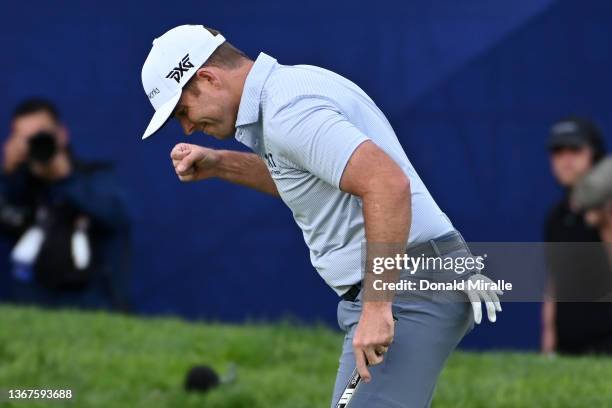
235, 52, 277, 130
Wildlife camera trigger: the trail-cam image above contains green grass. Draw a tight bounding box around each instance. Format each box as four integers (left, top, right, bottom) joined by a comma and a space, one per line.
0, 305, 610, 407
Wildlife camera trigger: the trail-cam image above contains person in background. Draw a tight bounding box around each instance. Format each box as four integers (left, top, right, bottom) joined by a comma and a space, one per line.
542, 117, 610, 355
570, 156, 612, 353
0, 98, 131, 311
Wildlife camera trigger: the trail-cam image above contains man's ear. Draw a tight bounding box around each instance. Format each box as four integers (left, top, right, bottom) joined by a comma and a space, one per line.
195, 66, 222, 88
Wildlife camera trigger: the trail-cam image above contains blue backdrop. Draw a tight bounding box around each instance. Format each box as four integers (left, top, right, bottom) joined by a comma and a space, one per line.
1, 0, 611, 350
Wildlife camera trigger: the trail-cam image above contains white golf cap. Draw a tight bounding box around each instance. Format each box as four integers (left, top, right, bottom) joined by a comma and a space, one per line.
141, 25, 225, 139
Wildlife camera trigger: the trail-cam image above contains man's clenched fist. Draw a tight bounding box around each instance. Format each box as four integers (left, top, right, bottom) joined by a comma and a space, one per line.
171, 143, 221, 182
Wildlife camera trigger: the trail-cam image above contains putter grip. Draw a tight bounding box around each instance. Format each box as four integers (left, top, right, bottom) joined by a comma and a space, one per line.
335, 316, 397, 407
335, 368, 361, 408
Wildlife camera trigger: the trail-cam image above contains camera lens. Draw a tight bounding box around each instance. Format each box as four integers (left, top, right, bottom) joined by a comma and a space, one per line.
28, 131, 58, 164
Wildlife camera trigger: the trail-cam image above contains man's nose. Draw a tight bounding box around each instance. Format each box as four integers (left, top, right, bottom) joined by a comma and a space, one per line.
179, 117, 195, 136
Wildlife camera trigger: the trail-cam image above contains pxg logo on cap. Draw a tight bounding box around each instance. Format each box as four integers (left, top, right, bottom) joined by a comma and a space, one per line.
166, 54, 195, 83
140, 25, 225, 140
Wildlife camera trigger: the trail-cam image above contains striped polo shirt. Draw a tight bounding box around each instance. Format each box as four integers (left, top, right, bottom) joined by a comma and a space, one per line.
234, 52, 454, 295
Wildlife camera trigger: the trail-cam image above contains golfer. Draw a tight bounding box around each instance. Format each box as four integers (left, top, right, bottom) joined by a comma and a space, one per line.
141, 25, 501, 407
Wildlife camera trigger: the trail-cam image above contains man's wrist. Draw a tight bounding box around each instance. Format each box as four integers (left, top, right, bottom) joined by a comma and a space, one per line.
210, 149, 228, 179
362, 301, 392, 312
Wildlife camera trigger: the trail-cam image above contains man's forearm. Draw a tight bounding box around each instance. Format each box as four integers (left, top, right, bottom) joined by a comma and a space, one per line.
214, 150, 279, 196
362, 178, 412, 305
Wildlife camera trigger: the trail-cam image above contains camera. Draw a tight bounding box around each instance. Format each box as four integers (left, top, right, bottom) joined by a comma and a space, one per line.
28, 131, 58, 165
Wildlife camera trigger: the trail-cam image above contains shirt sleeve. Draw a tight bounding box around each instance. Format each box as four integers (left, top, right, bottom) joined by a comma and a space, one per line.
265, 96, 370, 188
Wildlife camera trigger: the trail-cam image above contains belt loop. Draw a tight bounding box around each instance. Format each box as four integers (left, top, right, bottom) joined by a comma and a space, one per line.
456, 231, 472, 256
429, 239, 442, 257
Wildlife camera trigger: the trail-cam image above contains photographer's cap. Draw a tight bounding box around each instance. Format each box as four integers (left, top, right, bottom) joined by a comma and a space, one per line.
548, 118, 601, 151
141, 25, 225, 139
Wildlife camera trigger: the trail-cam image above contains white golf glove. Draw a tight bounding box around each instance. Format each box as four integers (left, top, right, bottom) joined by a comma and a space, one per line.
462, 274, 503, 324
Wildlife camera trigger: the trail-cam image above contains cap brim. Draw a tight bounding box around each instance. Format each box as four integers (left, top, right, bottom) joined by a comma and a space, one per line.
142, 92, 181, 140
548, 134, 588, 151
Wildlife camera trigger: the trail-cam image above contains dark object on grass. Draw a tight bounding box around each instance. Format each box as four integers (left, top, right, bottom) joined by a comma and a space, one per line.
184, 365, 220, 393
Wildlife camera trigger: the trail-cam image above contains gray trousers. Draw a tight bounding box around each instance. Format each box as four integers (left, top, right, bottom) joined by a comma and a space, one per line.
331, 280, 474, 407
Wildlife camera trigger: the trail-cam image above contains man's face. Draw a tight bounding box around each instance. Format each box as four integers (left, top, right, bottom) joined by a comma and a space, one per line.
172, 67, 240, 140
550, 146, 593, 187
10, 111, 61, 145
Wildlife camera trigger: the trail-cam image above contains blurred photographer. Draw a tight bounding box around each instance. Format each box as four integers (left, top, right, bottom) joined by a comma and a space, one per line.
542, 117, 611, 355
0, 98, 131, 311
